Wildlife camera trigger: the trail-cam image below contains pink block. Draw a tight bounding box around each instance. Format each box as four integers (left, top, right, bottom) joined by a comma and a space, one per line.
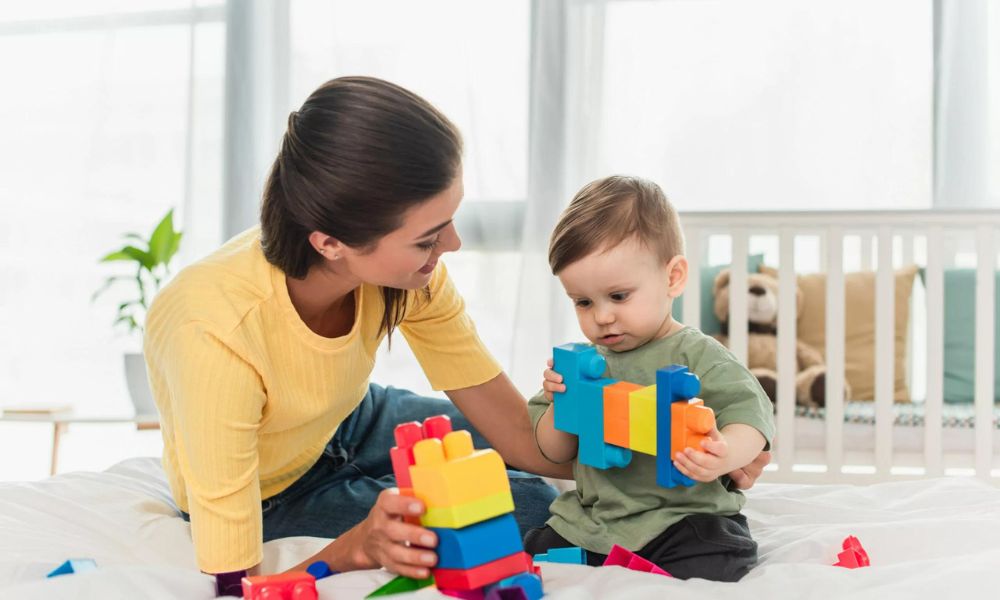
602, 544, 672, 577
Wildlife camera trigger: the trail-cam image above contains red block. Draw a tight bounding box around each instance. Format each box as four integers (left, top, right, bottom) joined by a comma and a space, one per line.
434, 552, 533, 591
241, 571, 317, 600
834, 535, 870, 568
422, 415, 453, 440
602, 545, 671, 577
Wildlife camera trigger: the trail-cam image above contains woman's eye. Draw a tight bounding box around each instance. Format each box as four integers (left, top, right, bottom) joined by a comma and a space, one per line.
417, 237, 440, 250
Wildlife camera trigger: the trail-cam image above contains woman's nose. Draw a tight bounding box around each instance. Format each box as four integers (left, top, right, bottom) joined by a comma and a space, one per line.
441, 222, 461, 253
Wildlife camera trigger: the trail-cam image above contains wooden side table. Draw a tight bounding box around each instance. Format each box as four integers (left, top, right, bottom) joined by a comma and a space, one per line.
0, 411, 160, 475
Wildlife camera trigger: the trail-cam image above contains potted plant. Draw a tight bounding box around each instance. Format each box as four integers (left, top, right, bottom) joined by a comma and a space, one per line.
93, 209, 182, 418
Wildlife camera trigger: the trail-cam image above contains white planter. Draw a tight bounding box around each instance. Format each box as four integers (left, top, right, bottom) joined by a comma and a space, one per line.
124, 352, 158, 419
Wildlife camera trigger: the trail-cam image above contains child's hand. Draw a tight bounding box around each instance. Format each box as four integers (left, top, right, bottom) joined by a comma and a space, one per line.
673, 427, 730, 482
542, 358, 565, 401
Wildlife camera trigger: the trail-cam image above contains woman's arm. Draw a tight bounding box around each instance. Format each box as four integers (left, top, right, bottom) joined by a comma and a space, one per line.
445, 372, 574, 480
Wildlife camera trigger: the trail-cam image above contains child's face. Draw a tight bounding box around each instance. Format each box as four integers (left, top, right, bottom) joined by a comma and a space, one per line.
557, 237, 687, 352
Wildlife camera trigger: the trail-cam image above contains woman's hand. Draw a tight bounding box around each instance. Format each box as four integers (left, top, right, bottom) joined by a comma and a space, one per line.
727, 450, 771, 490
344, 489, 439, 579
542, 358, 565, 401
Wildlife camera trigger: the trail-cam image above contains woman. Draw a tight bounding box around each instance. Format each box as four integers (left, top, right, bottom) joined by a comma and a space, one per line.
144, 76, 769, 593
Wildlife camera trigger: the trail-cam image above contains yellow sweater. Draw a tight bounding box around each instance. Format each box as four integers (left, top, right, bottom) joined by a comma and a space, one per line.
144, 227, 501, 573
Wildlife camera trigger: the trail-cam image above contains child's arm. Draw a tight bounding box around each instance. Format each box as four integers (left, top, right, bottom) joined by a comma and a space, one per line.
672, 424, 766, 483
533, 403, 579, 464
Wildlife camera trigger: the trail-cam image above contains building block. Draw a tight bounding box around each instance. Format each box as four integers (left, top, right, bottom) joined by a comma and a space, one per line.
655, 365, 701, 488
422, 491, 515, 529
833, 535, 870, 568
628, 385, 658, 455
306, 561, 335, 580
671, 399, 715, 456
604, 381, 639, 447
487, 573, 543, 600
365, 574, 434, 597
433, 552, 533, 591
47, 558, 97, 577
432, 513, 522, 570
439, 588, 486, 600
532, 546, 586, 565
603, 545, 672, 577
552, 344, 632, 469
241, 571, 317, 600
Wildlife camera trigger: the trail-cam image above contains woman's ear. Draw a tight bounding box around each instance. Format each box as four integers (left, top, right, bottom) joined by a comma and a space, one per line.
666, 255, 689, 299
308, 231, 347, 261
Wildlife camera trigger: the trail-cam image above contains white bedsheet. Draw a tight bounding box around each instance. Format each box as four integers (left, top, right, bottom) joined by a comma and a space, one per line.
1, 457, 998, 599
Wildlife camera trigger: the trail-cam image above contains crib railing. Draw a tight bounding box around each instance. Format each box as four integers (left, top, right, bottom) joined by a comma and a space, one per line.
679, 210, 1000, 484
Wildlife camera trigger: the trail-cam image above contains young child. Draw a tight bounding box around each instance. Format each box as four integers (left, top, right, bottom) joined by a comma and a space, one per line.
525, 175, 775, 582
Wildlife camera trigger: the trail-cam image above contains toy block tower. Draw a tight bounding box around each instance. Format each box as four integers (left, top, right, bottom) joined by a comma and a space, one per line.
389, 416, 542, 599
550, 345, 714, 489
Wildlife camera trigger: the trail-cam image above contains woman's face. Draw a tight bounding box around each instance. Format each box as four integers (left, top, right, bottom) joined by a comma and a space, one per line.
340, 174, 464, 290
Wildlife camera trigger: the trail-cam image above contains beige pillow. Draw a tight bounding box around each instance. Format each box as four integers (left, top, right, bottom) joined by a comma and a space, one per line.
760, 265, 918, 402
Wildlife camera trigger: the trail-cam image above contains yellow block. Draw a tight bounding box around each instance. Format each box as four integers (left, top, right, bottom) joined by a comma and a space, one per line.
629, 385, 657, 455
410, 432, 512, 510
420, 490, 515, 529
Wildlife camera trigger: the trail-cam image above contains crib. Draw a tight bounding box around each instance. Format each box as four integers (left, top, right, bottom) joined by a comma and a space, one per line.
680, 209, 1000, 485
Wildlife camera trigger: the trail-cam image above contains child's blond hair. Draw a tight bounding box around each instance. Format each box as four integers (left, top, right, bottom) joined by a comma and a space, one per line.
548, 175, 684, 274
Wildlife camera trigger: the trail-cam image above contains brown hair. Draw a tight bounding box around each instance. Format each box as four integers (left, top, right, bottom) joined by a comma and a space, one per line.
260, 76, 463, 340
548, 175, 683, 274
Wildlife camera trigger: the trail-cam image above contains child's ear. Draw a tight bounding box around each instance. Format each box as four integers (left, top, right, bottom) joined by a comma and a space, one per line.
666, 255, 688, 298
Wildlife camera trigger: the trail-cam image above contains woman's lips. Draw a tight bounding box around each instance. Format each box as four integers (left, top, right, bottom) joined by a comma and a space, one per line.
418, 261, 437, 274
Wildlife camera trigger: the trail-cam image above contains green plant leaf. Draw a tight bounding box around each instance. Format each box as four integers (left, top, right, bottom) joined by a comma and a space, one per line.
148, 209, 176, 266
91, 275, 132, 302
100, 249, 136, 263
165, 231, 183, 265
119, 245, 156, 270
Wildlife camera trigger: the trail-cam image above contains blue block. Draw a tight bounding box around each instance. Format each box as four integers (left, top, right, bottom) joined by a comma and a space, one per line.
486, 572, 543, 600
655, 365, 701, 488
47, 558, 97, 578
552, 344, 632, 470
307, 560, 336, 580
430, 513, 523, 569
532, 546, 586, 564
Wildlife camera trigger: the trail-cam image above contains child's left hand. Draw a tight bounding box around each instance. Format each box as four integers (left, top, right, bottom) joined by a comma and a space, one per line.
673, 427, 730, 483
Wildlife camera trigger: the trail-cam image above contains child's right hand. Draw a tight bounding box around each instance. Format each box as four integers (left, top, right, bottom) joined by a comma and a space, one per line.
542, 358, 565, 401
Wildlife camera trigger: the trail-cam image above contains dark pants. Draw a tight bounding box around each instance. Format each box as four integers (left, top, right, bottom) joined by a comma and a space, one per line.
524, 513, 757, 582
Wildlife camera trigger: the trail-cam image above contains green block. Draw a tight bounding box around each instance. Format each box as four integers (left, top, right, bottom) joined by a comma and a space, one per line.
366, 574, 434, 598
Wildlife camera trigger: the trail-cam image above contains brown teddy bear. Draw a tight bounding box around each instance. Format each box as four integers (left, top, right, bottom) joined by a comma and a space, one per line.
711, 269, 848, 409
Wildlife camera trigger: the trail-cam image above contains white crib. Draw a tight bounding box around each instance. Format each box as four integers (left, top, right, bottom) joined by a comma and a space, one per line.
680, 210, 1000, 485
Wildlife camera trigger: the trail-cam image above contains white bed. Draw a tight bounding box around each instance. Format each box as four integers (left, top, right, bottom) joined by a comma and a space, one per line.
2, 457, 998, 599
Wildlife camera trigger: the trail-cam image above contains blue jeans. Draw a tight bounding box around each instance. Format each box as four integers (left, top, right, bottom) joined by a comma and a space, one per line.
259, 383, 558, 540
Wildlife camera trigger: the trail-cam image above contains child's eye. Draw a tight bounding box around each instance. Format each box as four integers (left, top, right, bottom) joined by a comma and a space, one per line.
416, 236, 441, 250
574, 299, 592, 308
610, 291, 630, 302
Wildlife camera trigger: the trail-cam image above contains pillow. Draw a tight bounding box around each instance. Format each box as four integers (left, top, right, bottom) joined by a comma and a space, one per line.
761, 264, 918, 403
917, 268, 1000, 404
674, 254, 764, 335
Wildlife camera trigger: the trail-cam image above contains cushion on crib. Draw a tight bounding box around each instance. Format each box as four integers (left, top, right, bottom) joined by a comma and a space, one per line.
762, 264, 919, 403
675, 254, 764, 335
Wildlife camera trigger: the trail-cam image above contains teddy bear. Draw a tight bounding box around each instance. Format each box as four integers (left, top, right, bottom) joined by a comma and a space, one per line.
711, 268, 848, 409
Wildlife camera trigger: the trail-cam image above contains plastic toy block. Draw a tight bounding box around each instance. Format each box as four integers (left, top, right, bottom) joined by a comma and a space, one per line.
486, 573, 543, 600
410, 430, 511, 513
552, 344, 632, 469
365, 574, 434, 597
241, 571, 317, 600
422, 414, 453, 440
834, 535, 870, 568
604, 381, 639, 448
47, 558, 97, 577
603, 545, 671, 577
434, 552, 533, 591
439, 588, 486, 600
671, 399, 715, 456
306, 561, 335, 580
532, 546, 586, 565
655, 365, 701, 488
421, 489, 515, 529
432, 513, 523, 569
628, 385, 658, 455
390, 416, 454, 489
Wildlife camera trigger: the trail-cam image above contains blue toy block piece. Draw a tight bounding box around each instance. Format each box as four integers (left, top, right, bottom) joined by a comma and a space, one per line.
47, 558, 97, 578
552, 344, 632, 470
655, 365, 701, 488
532, 546, 586, 564
431, 513, 523, 570
485, 572, 543, 600
306, 560, 336, 580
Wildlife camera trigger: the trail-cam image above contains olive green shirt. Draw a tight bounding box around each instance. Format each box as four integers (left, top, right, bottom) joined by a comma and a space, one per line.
528, 327, 775, 554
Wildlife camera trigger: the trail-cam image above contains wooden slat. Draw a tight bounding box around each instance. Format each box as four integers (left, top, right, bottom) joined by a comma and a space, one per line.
683, 227, 701, 329
776, 229, 797, 472
874, 226, 895, 476
974, 226, 995, 478
729, 230, 749, 365
825, 227, 845, 475
924, 227, 945, 476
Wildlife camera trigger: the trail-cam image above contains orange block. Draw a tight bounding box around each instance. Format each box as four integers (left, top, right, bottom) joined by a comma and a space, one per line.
671, 399, 715, 456
603, 381, 641, 448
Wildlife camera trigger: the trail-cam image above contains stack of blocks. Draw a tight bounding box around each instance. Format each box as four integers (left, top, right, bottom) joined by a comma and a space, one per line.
390, 416, 543, 600
552, 343, 715, 488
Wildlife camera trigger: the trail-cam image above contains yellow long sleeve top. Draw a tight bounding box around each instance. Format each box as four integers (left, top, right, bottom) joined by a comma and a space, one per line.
143, 227, 501, 573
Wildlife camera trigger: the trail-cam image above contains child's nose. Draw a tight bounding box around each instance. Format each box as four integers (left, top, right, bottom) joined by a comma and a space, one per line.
595, 307, 615, 325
